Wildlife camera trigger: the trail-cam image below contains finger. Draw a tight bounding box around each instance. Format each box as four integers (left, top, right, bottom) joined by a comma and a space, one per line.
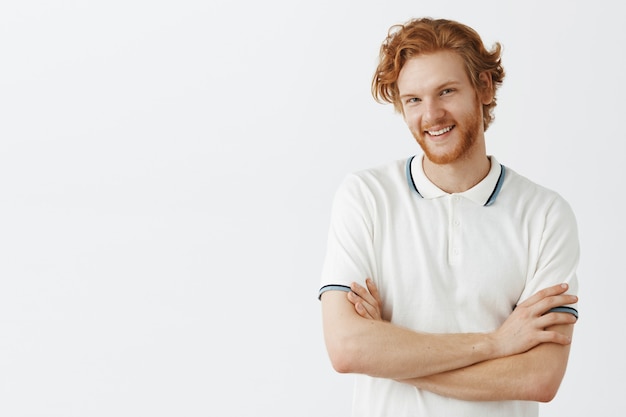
355, 302, 374, 319
351, 282, 378, 308
359, 298, 381, 320
532, 294, 578, 317
351, 280, 383, 321
350, 282, 367, 298
347, 291, 374, 319
365, 278, 382, 306
347, 290, 360, 306
536, 328, 573, 345
536, 312, 578, 329
517, 283, 570, 308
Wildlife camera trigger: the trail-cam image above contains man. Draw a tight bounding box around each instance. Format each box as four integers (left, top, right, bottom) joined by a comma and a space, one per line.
318, 17, 579, 416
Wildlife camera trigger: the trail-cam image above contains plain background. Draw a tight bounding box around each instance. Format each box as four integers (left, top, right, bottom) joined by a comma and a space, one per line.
0, 0, 623, 415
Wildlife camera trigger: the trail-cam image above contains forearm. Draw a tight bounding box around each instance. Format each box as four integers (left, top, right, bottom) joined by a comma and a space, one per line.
400, 324, 574, 402
322, 291, 499, 379
324, 283, 576, 381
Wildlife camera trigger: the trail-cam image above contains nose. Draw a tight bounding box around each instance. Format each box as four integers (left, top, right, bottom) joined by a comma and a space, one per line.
423, 99, 445, 126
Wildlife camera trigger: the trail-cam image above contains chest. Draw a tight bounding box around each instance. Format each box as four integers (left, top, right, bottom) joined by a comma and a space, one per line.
372, 196, 537, 332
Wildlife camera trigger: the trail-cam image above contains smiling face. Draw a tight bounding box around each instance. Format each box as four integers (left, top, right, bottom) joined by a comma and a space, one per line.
398, 50, 491, 165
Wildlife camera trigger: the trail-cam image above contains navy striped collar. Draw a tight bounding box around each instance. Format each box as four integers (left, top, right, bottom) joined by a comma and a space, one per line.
405, 155, 506, 206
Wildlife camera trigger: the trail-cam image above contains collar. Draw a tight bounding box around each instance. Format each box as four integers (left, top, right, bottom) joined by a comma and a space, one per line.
406, 154, 506, 206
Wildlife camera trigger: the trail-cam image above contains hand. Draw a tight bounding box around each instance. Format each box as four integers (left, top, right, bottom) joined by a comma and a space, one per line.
347, 278, 384, 321
491, 283, 578, 357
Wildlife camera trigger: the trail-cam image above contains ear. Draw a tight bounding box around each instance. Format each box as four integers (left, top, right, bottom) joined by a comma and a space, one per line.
478, 72, 494, 105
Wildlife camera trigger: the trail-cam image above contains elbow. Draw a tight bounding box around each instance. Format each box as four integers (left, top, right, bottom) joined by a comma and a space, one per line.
521, 335, 571, 403
533, 386, 558, 403
534, 387, 559, 403
329, 353, 353, 374
526, 371, 564, 403
326, 338, 363, 374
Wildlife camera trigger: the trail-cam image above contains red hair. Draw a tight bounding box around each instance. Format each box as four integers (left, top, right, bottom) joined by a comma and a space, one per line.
372, 17, 505, 130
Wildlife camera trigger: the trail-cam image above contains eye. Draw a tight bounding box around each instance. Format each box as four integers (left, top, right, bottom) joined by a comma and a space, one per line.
406, 97, 420, 104
441, 88, 454, 96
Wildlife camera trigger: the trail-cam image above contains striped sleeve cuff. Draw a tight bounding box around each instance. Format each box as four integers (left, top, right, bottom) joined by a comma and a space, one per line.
318, 284, 351, 300
548, 306, 579, 319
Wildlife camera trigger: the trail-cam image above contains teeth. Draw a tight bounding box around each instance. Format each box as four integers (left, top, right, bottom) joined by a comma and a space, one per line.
427, 126, 453, 136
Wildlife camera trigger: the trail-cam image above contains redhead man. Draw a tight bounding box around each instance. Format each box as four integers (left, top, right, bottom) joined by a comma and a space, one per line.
318, 17, 579, 416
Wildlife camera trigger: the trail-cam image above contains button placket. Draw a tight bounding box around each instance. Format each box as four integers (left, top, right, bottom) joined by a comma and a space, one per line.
448, 195, 462, 264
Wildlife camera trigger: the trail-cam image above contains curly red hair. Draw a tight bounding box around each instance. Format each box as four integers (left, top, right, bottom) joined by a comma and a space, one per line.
372, 17, 505, 131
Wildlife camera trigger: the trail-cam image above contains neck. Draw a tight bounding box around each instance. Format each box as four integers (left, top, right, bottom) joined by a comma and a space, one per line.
422, 147, 491, 194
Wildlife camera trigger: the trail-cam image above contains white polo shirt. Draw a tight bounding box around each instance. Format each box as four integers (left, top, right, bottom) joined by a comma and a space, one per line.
319, 154, 579, 417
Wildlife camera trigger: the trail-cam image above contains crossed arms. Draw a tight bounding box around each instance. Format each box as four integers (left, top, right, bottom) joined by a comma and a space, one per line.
320, 279, 578, 402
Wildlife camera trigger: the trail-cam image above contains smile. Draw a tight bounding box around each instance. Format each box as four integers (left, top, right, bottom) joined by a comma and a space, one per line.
426, 126, 454, 136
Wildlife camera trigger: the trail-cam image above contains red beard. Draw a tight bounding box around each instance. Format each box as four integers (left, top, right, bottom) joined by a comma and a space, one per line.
411, 100, 482, 165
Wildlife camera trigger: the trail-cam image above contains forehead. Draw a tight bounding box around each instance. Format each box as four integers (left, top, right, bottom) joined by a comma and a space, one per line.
397, 51, 470, 94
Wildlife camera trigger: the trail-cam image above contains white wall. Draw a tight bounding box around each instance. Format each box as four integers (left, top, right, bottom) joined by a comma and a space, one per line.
0, 0, 622, 415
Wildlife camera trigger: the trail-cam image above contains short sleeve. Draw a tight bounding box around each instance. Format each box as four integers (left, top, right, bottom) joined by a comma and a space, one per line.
318, 174, 377, 300
516, 194, 580, 316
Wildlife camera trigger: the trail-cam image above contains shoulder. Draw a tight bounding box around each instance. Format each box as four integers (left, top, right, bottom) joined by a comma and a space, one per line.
338, 158, 408, 194
502, 166, 577, 220
330, 158, 410, 215
504, 167, 562, 200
